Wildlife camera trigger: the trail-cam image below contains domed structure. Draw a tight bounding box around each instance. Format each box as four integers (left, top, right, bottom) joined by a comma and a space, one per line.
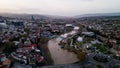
77, 37, 83, 42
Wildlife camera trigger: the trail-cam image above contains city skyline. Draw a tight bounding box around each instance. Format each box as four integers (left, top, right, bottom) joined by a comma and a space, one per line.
0, 0, 120, 16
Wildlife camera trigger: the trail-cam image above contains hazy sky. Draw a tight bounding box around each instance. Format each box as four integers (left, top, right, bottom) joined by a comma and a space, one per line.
0, 0, 120, 16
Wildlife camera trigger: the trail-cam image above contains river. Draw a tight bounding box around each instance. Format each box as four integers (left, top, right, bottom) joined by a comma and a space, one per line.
48, 26, 79, 64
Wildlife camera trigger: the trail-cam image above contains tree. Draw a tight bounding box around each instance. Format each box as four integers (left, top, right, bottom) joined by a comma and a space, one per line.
3, 42, 17, 53
39, 37, 49, 44
77, 52, 86, 61
96, 64, 103, 68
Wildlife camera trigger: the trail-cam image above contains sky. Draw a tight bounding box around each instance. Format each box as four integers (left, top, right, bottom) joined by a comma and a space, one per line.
0, 0, 120, 16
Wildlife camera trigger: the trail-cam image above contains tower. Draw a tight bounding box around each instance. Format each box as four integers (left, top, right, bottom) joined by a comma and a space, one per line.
31, 16, 35, 21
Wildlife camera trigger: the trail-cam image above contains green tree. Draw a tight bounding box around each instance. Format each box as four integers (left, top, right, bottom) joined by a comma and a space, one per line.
77, 52, 86, 61
39, 37, 49, 44
3, 42, 17, 53
96, 64, 103, 68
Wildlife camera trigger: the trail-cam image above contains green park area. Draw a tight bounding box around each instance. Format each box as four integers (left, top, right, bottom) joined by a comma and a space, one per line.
93, 43, 107, 53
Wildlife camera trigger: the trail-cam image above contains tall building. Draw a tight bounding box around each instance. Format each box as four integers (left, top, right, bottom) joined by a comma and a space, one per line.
31, 16, 35, 21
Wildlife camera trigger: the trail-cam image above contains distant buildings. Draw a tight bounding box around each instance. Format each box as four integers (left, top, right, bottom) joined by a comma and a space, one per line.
0, 54, 11, 68
81, 32, 95, 37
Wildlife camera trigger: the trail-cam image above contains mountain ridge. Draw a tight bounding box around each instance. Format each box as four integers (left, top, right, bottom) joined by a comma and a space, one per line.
74, 13, 120, 18
0, 12, 120, 19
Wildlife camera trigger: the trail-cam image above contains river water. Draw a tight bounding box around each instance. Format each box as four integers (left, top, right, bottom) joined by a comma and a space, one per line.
48, 26, 79, 64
